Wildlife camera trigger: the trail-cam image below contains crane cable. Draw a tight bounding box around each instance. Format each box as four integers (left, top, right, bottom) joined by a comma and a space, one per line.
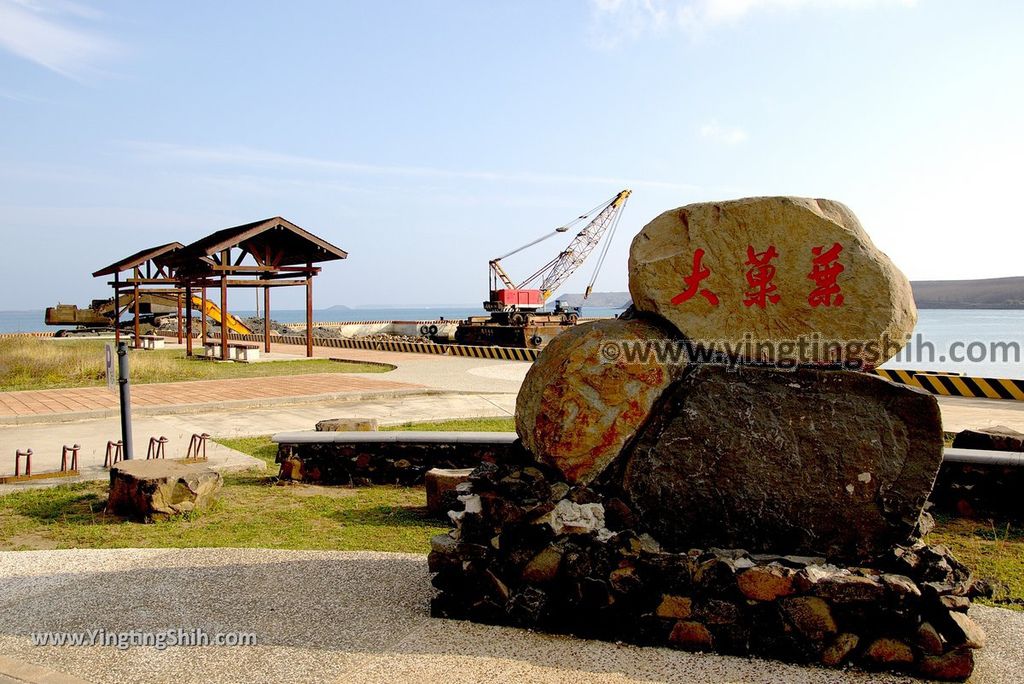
584, 194, 628, 297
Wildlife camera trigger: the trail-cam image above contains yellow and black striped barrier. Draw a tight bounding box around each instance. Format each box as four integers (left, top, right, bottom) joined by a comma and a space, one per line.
220, 331, 1022, 399
447, 344, 539, 361
225, 332, 540, 361
871, 369, 1024, 401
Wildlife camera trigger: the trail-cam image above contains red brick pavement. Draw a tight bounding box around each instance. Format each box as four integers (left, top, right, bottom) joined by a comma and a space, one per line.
0, 374, 422, 418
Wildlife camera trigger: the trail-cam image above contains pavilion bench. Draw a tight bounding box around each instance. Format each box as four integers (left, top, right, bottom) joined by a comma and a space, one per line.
202, 339, 261, 362
139, 334, 166, 350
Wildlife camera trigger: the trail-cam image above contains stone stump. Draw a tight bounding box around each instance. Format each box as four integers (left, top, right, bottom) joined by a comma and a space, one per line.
425, 467, 474, 518
108, 460, 223, 520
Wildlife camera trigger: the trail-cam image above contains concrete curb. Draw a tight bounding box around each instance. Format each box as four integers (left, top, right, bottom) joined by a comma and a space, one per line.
0, 388, 451, 426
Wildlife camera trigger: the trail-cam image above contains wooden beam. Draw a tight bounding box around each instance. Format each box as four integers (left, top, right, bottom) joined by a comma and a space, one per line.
306, 262, 313, 358
176, 292, 183, 344
220, 249, 229, 362
264, 285, 271, 354
113, 271, 121, 345
185, 284, 193, 356
133, 277, 141, 350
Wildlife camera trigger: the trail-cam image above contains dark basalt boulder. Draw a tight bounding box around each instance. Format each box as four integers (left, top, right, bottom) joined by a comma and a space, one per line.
620, 365, 943, 563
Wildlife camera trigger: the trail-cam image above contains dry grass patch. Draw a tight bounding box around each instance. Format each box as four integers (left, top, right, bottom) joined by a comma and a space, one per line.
0, 337, 388, 391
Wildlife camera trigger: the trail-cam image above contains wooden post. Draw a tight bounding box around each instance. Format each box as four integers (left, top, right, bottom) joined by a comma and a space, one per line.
201, 286, 207, 341
305, 264, 313, 358
220, 250, 229, 362
176, 291, 183, 344
133, 268, 140, 349
264, 284, 271, 354
185, 284, 193, 357
113, 272, 120, 345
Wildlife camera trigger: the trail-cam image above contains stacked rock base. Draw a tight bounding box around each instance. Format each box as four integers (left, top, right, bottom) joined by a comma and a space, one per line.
430, 454, 986, 681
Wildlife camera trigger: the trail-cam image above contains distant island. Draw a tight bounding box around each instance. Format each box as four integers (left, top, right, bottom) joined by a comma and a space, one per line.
558, 276, 1024, 310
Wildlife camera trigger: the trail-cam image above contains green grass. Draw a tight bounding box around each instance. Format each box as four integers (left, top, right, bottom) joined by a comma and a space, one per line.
927, 515, 1024, 610
382, 416, 515, 432
4, 419, 1022, 610
0, 431, 445, 552
0, 337, 389, 391
0, 419, 513, 553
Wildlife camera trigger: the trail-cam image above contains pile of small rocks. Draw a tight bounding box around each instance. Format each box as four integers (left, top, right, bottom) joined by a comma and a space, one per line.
431, 452, 987, 681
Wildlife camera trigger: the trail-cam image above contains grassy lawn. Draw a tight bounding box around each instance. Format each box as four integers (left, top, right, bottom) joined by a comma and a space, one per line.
381, 417, 514, 431
0, 435, 444, 553
1, 418, 1021, 612
0, 337, 389, 391
927, 515, 1024, 610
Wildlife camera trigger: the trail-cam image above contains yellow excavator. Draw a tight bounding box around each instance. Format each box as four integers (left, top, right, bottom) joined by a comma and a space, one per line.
45, 293, 253, 336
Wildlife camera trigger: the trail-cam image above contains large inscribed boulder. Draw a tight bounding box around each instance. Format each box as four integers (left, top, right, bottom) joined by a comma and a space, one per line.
628, 197, 916, 367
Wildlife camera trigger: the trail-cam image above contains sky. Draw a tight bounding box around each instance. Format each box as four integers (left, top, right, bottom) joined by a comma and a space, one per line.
0, 0, 1022, 311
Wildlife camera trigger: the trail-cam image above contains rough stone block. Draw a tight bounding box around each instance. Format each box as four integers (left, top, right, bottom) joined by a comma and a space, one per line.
425, 467, 474, 517
107, 460, 222, 520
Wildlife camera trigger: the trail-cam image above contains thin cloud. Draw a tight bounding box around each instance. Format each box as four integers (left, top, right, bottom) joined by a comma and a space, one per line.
0, 0, 117, 81
699, 119, 748, 145
125, 141, 703, 192
589, 0, 918, 44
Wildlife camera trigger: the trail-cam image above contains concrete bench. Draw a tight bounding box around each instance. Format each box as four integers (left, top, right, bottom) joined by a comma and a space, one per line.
139, 335, 166, 350
203, 340, 261, 362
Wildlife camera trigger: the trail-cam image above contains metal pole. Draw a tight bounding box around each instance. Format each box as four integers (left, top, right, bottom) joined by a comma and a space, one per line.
117, 342, 134, 460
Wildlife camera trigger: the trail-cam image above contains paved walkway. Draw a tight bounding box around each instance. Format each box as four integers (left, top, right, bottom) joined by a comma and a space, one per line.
0, 373, 425, 424
0, 548, 1020, 684
0, 393, 516, 493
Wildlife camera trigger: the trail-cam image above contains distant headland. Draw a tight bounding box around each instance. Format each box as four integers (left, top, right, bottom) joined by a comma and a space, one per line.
556, 276, 1024, 310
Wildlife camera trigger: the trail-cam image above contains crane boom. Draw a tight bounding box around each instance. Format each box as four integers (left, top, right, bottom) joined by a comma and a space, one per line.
482, 189, 631, 323
536, 189, 630, 298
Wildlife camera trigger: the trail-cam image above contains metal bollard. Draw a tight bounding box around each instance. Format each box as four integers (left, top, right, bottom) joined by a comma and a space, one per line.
146, 436, 168, 460
61, 444, 80, 472
186, 433, 210, 461
104, 440, 123, 468
15, 449, 31, 477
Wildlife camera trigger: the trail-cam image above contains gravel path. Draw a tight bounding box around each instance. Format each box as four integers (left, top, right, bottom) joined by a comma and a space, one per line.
0, 548, 1019, 683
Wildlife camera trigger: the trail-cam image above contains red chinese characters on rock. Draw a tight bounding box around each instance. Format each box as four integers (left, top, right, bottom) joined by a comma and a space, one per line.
669, 243, 846, 309
807, 242, 845, 307
743, 245, 781, 309
670, 248, 719, 306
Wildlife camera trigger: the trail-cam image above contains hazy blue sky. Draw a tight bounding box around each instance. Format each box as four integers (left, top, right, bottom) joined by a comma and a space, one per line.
1, 0, 1021, 310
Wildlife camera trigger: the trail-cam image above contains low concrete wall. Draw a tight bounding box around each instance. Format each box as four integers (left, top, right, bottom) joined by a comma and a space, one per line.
272, 431, 519, 486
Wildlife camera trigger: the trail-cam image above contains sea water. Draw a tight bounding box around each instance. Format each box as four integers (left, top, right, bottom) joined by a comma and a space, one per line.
2, 308, 1022, 379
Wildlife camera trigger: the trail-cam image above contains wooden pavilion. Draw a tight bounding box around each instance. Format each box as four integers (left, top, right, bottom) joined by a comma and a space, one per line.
92, 242, 187, 348
95, 217, 348, 359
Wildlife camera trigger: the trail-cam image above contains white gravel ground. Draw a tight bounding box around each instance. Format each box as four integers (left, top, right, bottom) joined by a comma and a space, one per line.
0, 548, 1019, 684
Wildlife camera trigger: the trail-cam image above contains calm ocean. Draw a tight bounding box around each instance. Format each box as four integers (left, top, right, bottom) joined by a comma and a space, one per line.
2, 308, 1022, 379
